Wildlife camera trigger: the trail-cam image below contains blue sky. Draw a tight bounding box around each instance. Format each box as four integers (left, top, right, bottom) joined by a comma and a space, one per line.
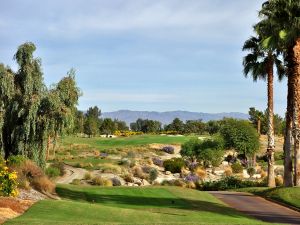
0, 0, 287, 115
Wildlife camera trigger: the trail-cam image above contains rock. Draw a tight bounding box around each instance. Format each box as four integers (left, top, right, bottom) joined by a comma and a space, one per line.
141, 179, 150, 186
222, 161, 229, 166
165, 171, 171, 175
253, 174, 261, 179
243, 169, 250, 178
133, 178, 142, 186
173, 173, 180, 178
133, 184, 139, 187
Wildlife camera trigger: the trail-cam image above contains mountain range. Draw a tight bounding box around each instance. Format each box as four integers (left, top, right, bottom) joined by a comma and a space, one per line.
102, 110, 249, 125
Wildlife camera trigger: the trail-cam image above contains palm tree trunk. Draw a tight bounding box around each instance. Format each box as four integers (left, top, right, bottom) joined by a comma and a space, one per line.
284, 72, 293, 187
266, 57, 276, 187
292, 39, 300, 186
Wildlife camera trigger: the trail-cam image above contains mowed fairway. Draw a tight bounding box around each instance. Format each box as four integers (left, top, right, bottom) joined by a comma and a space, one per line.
5, 185, 271, 225
61, 135, 197, 150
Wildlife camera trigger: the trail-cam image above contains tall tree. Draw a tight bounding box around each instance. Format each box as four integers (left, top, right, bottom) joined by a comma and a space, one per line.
257, 0, 300, 186
0, 43, 81, 166
243, 35, 284, 187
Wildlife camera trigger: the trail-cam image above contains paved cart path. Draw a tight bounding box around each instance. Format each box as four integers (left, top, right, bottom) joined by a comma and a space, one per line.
209, 191, 300, 225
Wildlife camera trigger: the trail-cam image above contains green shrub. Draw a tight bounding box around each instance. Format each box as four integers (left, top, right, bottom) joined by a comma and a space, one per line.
231, 162, 243, 173
163, 158, 185, 173
45, 167, 60, 178
247, 167, 256, 177
50, 162, 65, 176
7, 155, 26, 166
200, 176, 264, 191
149, 168, 158, 183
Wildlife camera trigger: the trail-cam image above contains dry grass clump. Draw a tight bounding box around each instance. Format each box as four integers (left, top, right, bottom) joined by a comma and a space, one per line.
173, 179, 186, 187
186, 181, 196, 189
122, 173, 134, 183
100, 163, 122, 174
260, 170, 267, 179
224, 167, 233, 177
92, 176, 113, 186
31, 176, 55, 193
10, 159, 55, 194
275, 175, 283, 186
84, 172, 92, 180
132, 166, 148, 179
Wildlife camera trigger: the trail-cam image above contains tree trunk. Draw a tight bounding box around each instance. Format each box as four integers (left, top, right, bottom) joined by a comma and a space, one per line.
292, 39, 300, 186
46, 135, 51, 160
257, 118, 261, 135
284, 71, 294, 187
266, 56, 276, 187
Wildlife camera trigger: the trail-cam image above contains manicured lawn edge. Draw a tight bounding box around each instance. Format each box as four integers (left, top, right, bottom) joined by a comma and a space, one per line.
232, 187, 300, 212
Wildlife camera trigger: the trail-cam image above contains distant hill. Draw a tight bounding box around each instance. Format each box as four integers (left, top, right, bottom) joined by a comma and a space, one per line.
102, 110, 249, 125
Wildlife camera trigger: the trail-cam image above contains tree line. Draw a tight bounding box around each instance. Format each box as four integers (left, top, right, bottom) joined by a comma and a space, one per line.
243, 0, 300, 187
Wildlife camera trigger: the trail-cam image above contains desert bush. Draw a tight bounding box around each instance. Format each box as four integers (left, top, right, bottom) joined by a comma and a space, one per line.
111, 177, 121, 186
142, 166, 152, 174
92, 176, 113, 186
163, 158, 185, 173
224, 167, 233, 177
184, 173, 199, 183
122, 173, 134, 183
84, 172, 92, 180
132, 166, 147, 179
118, 158, 131, 166
162, 146, 175, 154
31, 176, 55, 193
187, 161, 198, 172
71, 179, 81, 185
231, 162, 243, 174
247, 167, 256, 177
152, 158, 163, 167
45, 167, 60, 178
275, 176, 283, 187
149, 168, 158, 183
195, 167, 206, 180
127, 151, 136, 158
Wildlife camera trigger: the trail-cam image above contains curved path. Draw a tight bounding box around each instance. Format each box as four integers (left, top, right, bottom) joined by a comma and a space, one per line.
209, 191, 300, 225
56, 164, 87, 184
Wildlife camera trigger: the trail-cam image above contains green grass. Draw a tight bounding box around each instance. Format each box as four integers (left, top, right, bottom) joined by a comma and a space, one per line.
5, 185, 270, 225
234, 187, 300, 209
61, 134, 198, 151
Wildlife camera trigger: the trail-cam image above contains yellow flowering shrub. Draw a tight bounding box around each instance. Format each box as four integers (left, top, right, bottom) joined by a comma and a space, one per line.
0, 161, 18, 197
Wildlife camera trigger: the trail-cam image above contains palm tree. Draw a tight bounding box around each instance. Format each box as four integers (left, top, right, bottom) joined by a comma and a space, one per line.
258, 0, 300, 186
243, 35, 284, 187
